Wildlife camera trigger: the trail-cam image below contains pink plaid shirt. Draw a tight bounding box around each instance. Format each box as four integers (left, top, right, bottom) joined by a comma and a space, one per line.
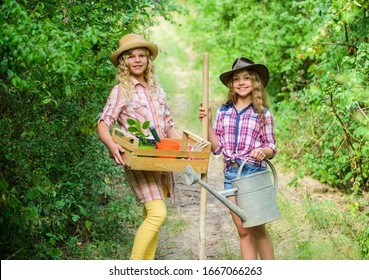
99, 78, 176, 203
213, 103, 277, 170
99, 79, 175, 138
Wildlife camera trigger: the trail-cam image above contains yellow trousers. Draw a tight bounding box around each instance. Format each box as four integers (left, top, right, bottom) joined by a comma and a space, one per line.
130, 199, 167, 260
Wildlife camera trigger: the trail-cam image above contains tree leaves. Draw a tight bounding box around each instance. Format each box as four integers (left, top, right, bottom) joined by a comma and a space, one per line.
0, 0, 179, 259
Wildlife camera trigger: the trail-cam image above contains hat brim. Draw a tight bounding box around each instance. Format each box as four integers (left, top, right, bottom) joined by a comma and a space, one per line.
110, 42, 158, 67
220, 64, 269, 87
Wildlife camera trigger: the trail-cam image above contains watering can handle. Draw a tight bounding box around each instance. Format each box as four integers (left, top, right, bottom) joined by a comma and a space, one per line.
236, 158, 278, 192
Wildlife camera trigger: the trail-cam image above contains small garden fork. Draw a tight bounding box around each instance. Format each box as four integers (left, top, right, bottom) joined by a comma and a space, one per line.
190, 140, 209, 151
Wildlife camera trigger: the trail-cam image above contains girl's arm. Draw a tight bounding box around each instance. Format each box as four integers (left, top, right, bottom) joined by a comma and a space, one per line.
250, 111, 277, 161
98, 121, 125, 165
250, 147, 274, 161
166, 126, 181, 138
199, 103, 219, 152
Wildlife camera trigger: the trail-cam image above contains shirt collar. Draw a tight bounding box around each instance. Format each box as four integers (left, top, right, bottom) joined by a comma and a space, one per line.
231, 102, 254, 113
130, 77, 146, 88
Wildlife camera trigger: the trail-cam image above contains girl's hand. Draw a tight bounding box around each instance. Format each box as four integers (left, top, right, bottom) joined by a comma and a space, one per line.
109, 143, 125, 165
250, 148, 266, 161
198, 102, 212, 125
198, 102, 219, 152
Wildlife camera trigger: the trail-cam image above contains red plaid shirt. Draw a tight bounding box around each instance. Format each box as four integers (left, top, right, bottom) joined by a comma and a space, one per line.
213, 103, 277, 169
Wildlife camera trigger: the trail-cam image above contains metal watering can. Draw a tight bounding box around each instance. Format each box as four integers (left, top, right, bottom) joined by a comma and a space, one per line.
184, 158, 280, 228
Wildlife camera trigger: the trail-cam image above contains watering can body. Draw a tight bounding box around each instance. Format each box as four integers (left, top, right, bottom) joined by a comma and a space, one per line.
231, 160, 280, 227
184, 158, 280, 228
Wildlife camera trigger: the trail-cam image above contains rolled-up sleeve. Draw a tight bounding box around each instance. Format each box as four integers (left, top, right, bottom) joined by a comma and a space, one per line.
98, 85, 125, 128
261, 111, 277, 157
212, 109, 224, 155
163, 103, 174, 134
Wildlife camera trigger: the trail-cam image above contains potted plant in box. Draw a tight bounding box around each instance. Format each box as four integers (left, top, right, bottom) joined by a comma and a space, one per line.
127, 119, 156, 149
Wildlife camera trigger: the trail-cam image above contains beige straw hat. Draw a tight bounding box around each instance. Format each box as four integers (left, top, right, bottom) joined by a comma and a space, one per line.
110, 34, 159, 67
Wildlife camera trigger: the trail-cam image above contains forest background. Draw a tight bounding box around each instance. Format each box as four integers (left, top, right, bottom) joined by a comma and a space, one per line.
1, 0, 368, 260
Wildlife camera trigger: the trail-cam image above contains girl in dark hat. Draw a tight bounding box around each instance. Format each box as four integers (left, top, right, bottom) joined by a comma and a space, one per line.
199, 57, 277, 260
98, 34, 180, 260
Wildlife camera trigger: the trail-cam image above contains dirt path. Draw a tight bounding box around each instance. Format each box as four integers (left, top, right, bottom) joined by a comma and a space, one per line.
158, 155, 237, 260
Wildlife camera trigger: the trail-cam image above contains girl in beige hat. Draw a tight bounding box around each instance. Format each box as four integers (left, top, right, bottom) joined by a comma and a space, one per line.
199, 57, 277, 260
98, 34, 180, 260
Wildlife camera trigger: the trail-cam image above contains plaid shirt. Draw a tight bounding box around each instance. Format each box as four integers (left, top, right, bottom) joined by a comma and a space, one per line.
99, 78, 174, 138
99, 78, 176, 203
213, 103, 277, 170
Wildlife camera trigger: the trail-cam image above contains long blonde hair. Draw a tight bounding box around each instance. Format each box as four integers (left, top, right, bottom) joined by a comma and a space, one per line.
224, 69, 270, 124
116, 48, 160, 99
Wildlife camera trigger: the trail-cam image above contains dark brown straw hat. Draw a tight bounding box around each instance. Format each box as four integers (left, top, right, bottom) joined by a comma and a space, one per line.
219, 57, 269, 87
110, 34, 159, 67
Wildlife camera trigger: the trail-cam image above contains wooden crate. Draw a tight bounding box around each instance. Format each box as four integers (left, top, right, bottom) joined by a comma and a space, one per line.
112, 128, 211, 173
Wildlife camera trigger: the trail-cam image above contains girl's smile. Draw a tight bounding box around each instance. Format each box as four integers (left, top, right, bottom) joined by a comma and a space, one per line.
127, 48, 148, 81
232, 70, 253, 99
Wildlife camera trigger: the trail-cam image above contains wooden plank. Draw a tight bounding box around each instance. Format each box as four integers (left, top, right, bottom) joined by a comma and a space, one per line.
129, 157, 209, 173
132, 149, 210, 159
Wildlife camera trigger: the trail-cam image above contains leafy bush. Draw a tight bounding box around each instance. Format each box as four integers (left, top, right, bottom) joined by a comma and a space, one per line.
0, 0, 180, 259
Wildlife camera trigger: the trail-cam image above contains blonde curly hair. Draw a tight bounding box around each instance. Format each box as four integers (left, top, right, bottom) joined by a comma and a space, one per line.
116, 48, 160, 99
224, 69, 270, 125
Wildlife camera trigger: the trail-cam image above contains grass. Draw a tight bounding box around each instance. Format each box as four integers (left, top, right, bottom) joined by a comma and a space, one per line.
156, 206, 193, 260
271, 182, 367, 260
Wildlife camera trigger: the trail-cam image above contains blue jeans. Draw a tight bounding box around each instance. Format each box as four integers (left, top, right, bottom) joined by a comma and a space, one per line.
223, 161, 267, 197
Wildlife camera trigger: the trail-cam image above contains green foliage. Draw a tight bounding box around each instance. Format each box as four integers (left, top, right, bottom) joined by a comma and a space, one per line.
126, 119, 152, 145
0, 0, 180, 259
265, 191, 367, 260
303, 194, 369, 259
180, 0, 369, 193
357, 226, 369, 258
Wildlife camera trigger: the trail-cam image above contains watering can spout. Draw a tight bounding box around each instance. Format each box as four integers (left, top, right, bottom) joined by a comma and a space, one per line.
184, 165, 200, 185
184, 165, 247, 222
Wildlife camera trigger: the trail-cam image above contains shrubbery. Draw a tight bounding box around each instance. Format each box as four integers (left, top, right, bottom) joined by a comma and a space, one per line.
0, 0, 179, 259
